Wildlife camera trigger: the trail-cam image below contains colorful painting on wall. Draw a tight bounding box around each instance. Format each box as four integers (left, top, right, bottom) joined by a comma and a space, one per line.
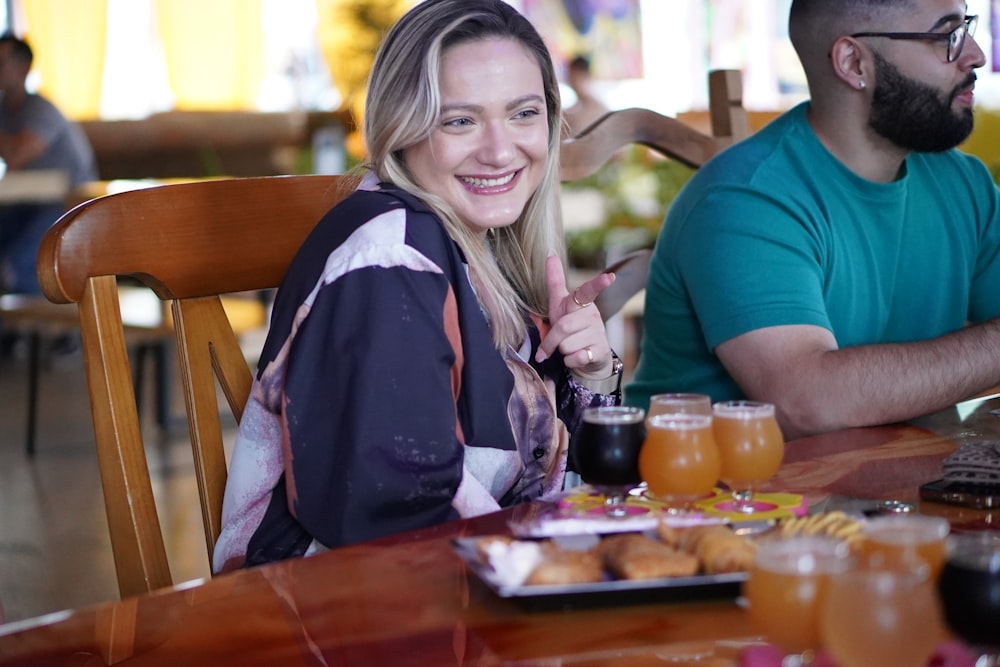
993, 0, 1000, 71
522, 0, 644, 80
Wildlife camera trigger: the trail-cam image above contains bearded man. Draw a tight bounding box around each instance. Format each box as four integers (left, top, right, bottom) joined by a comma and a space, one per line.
627, 0, 1000, 438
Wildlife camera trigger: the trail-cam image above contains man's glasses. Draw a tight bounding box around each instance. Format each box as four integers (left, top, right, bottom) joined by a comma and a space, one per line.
851, 15, 978, 63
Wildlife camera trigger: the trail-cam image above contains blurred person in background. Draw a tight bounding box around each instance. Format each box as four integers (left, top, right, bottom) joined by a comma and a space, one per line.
562, 54, 609, 134
0, 33, 96, 295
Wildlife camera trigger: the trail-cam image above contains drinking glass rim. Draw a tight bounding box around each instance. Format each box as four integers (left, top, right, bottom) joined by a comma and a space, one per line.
712, 400, 776, 418
582, 405, 645, 424
650, 392, 711, 403
647, 413, 713, 429
862, 513, 950, 541
945, 530, 1000, 570
753, 536, 852, 573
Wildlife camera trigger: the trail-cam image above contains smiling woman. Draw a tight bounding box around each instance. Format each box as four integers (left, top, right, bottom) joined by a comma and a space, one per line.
212, 0, 623, 574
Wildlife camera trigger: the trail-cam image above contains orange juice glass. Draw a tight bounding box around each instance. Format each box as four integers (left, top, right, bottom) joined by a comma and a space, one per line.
712, 400, 784, 513
821, 563, 945, 667
859, 514, 949, 580
639, 413, 720, 504
744, 537, 850, 656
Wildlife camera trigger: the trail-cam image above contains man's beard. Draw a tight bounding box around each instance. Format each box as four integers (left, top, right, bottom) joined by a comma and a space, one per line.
868, 51, 975, 152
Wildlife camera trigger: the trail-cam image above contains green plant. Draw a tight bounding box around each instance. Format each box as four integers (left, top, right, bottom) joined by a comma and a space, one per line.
564, 146, 694, 268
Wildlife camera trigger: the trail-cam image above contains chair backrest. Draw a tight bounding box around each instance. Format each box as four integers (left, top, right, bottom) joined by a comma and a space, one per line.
558, 69, 748, 321
38, 174, 361, 598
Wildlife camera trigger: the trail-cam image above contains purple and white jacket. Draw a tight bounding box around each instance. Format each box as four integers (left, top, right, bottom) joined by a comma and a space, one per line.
213, 180, 615, 573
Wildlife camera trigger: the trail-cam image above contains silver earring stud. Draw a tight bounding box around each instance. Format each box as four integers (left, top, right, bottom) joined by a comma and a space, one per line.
859, 80, 867, 90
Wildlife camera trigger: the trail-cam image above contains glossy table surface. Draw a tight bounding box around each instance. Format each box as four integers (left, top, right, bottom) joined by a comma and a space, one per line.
2, 394, 999, 667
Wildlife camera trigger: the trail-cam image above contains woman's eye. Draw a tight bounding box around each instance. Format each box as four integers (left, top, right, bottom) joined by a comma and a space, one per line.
443, 117, 473, 128
514, 108, 541, 120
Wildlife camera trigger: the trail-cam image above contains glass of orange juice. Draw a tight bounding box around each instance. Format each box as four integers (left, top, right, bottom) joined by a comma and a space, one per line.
638, 413, 720, 511
712, 400, 784, 514
821, 560, 945, 667
744, 537, 850, 662
859, 514, 949, 580
647, 393, 712, 418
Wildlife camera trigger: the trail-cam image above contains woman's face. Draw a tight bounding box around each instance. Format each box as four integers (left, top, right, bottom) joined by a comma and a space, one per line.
403, 37, 550, 237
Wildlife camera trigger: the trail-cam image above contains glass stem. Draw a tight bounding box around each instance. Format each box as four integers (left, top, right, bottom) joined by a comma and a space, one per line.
731, 489, 756, 513
604, 492, 628, 517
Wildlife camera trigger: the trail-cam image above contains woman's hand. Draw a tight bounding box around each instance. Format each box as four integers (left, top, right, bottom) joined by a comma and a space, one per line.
535, 254, 615, 379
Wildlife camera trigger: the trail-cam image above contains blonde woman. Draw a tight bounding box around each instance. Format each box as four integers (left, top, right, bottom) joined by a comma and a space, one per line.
214, 0, 621, 572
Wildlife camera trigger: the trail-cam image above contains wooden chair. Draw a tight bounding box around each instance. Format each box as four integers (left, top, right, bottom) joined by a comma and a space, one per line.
558, 69, 748, 350
37, 174, 361, 598
559, 69, 748, 183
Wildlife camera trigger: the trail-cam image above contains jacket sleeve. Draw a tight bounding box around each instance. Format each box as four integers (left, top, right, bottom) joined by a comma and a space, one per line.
280, 253, 466, 548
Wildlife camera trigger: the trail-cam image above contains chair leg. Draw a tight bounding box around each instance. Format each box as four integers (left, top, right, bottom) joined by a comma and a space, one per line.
132, 343, 147, 420
25, 330, 40, 458
153, 341, 169, 428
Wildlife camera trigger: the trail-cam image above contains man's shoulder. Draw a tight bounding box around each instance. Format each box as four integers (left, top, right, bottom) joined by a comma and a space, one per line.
697, 105, 808, 178
21, 94, 63, 119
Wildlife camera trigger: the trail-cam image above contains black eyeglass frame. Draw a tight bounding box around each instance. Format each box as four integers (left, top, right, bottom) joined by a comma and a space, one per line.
850, 14, 978, 63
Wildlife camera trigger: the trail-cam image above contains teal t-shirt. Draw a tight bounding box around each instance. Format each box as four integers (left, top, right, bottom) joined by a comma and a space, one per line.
627, 102, 1000, 411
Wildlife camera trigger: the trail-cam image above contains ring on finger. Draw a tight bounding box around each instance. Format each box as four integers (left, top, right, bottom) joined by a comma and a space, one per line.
585, 347, 594, 364
572, 290, 593, 308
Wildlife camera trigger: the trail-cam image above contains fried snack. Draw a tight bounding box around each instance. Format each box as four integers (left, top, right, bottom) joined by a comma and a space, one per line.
655, 522, 682, 548
524, 544, 604, 586
778, 511, 864, 547
671, 524, 756, 574
596, 533, 699, 580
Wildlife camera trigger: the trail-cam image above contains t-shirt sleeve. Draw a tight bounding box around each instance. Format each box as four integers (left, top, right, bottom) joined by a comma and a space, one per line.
674, 185, 833, 350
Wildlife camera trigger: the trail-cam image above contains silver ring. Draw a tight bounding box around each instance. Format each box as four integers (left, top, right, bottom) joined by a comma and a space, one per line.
586, 347, 594, 364
572, 290, 593, 308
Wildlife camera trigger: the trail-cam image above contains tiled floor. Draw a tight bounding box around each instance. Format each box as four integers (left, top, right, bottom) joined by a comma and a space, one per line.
0, 336, 230, 624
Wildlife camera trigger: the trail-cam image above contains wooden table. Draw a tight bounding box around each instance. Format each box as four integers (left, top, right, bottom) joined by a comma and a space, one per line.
0, 170, 69, 205
1, 395, 998, 666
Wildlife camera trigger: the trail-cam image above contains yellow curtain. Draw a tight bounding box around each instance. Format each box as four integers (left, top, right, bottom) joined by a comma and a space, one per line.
20, 0, 108, 120
155, 0, 262, 110
314, 0, 411, 157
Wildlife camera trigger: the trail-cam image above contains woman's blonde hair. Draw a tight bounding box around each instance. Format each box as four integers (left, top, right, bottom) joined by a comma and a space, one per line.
363, 0, 565, 350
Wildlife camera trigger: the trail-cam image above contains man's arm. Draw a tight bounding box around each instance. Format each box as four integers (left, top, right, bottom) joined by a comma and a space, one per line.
0, 128, 47, 170
716, 321, 1000, 439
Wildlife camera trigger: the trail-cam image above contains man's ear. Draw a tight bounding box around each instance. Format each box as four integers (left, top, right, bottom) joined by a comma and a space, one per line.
830, 35, 870, 90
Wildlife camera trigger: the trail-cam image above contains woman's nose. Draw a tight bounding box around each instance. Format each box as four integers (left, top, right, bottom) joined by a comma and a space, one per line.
477, 123, 515, 166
